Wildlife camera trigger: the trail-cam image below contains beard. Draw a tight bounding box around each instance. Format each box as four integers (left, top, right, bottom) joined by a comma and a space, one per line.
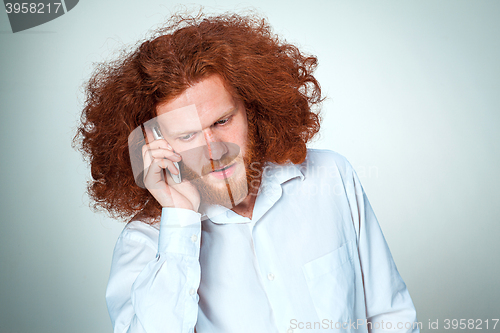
177, 132, 264, 209
181, 154, 248, 209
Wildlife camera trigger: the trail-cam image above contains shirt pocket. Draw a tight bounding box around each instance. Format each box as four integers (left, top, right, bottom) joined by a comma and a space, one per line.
302, 241, 356, 327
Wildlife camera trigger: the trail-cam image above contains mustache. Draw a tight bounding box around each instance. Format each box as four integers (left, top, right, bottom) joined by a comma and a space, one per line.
200, 151, 241, 176
178, 149, 241, 178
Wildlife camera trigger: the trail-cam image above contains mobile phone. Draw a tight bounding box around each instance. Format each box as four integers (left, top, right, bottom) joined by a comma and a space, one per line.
152, 126, 182, 184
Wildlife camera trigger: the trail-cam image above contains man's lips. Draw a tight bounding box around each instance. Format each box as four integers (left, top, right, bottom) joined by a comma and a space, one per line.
209, 162, 237, 179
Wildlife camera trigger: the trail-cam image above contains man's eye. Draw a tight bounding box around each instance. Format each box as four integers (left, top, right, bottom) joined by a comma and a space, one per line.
215, 117, 230, 126
179, 133, 195, 141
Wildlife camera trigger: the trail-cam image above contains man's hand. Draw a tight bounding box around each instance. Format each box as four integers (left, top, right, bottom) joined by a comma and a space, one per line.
142, 130, 200, 212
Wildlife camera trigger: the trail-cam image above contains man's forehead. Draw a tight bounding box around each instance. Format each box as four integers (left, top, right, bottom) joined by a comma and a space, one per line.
157, 74, 236, 111
158, 104, 199, 122
155, 104, 203, 136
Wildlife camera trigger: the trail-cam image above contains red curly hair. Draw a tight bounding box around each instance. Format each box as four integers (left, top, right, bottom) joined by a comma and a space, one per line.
74, 12, 323, 222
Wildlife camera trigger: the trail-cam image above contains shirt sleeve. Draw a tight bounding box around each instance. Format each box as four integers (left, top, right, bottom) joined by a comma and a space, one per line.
105, 208, 202, 333
345, 162, 420, 333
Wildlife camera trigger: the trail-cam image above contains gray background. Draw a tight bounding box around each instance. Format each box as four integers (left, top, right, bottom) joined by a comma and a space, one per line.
1, 1, 499, 332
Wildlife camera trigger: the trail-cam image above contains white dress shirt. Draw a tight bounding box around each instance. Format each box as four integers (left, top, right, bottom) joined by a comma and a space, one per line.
106, 149, 419, 333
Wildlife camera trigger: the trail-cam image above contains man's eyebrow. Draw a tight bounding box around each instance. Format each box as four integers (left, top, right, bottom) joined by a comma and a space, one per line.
168, 107, 238, 138
213, 107, 237, 123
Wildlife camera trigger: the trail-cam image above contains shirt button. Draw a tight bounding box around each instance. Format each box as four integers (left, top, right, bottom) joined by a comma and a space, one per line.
189, 288, 196, 296
190, 234, 198, 242
267, 273, 275, 281
287, 329, 294, 333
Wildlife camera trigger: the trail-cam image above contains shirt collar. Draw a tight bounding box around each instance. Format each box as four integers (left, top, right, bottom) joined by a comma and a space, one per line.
261, 161, 305, 185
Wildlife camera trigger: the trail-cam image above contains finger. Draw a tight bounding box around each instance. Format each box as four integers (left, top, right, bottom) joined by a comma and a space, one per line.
142, 147, 181, 166
141, 135, 177, 167
148, 149, 181, 161
143, 158, 174, 189
142, 142, 177, 161
144, 157, 180, 186
156, 157, 180, 176
144, 138, 173, 151
155, 159, 182, 187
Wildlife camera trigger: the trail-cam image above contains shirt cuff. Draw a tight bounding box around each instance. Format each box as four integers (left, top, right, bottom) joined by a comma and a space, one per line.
158, 208, 202, 257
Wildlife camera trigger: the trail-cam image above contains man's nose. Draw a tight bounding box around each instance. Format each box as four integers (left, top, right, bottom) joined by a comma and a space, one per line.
203, 129, 228, 161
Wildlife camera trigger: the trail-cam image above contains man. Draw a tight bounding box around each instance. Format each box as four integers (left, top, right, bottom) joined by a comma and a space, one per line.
75, 12, 419, 333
